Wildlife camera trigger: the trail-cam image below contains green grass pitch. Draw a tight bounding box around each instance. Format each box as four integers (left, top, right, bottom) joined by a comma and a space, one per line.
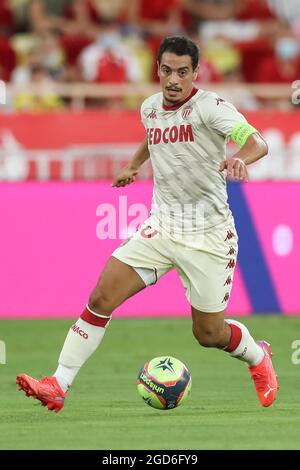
1, 316, 300, 450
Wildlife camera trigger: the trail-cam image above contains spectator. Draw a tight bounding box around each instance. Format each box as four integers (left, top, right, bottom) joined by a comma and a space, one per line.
267, 0, 300, 24
30, 1, 127, 37
39, 30, 65, 79
220, 67, 260, 110
79, 21, 142, 83
128, 0, 183, 81
196, 57, 221, 83
182, 0, 238, 32
128, 0, 182, 37
65, 0, 127, 25
257, 34, 300, 83
29, 0, 74, 34
189, 36, 221, 83
236, 0, 274, 21
14, 64, 64, 110
267, 0, 300, 47
12, 30, 65, 85
182, 0, 236, 21
191, 1, 278, 83
27, 1, 128, 74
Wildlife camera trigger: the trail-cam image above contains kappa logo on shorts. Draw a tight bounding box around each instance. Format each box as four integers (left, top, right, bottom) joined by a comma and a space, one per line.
222, 292, 230, 303
224, 275, 232, 286
226, 259, 235, 269
227, 246, 235, 256
224, 230, 235, 241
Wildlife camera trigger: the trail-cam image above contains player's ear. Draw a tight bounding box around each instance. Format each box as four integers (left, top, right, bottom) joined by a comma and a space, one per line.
193, 64, 200, 81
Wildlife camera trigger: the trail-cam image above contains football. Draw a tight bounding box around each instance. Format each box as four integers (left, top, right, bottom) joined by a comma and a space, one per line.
136, 356, 192, 410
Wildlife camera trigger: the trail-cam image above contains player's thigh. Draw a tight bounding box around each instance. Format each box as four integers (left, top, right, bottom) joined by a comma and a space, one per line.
89, 256, 146, 311
90, 230, 173, 311
176, 225, 238, 313
112, 223, 174, 286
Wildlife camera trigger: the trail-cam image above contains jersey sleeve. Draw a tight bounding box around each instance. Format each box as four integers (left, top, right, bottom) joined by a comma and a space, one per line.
200, 94, 248, 139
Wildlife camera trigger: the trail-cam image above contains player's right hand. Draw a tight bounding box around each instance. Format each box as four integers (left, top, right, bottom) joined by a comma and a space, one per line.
112, 167, 138, 187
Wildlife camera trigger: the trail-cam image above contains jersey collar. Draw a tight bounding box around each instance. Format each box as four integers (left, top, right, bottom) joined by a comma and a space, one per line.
162, 87, 199, 111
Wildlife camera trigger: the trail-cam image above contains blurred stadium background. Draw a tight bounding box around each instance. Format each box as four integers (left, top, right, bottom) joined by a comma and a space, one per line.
1, 0, 300, 450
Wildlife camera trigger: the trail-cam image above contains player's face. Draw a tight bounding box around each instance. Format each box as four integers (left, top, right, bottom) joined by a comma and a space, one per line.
158, 52, 199, 106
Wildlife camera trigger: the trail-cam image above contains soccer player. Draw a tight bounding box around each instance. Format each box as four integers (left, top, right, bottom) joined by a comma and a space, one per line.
16, 36, 278, 412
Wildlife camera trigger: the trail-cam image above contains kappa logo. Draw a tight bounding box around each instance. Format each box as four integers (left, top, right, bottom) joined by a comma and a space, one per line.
216, 97, 225, 106
224, 230, 235, 241
182, 105, 193, 120
147, 109, 157, 119
226, 259, 236, 269
224, 275, 232, 286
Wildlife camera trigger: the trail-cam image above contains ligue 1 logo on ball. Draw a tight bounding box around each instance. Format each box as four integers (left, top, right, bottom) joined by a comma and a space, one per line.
182, 105, 192, 120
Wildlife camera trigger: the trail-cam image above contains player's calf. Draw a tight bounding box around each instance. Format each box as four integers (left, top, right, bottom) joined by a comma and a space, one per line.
191, 308, 231, 349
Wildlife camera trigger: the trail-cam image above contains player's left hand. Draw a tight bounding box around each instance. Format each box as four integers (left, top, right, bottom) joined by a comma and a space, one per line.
219, 157, 249, 182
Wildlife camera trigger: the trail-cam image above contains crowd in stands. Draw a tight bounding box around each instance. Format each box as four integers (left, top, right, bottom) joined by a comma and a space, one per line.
0, 0, 299, 110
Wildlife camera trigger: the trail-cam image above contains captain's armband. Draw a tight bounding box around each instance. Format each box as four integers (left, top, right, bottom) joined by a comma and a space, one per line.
230, 123, 258, 147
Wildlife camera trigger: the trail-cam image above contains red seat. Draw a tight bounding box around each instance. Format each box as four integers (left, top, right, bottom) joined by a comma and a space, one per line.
61, 35, 93, 65
236, 39, 274, 82
0, 37, 16, 81
0, 2, 16, 34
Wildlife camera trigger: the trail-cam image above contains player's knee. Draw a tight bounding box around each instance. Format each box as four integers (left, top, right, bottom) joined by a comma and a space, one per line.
88, 289, 114, 315
192, 325, 222, 348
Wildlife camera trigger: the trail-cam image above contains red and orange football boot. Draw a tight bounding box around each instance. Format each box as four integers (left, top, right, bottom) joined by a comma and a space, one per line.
249, 340, 279, 407
16, 374, 66, 413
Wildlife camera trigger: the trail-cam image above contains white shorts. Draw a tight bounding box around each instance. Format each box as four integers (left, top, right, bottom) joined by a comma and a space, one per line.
112, 219, 238, 313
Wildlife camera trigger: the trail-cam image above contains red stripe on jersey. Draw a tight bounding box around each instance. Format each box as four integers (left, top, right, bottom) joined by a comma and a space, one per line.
162, 87, 199, 111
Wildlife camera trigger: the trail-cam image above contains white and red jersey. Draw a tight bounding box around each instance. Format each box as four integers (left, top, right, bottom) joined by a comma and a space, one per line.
140, 87, 248, 244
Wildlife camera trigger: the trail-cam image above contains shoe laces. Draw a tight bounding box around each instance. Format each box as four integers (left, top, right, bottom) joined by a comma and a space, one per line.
40, 376, 59, 391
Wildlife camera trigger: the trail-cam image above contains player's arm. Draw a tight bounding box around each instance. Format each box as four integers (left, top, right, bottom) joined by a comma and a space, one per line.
219, 125, 268, 182
112, 137, 150, 187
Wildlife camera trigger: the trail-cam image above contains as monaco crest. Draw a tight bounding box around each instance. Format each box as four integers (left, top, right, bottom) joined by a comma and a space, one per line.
182, 105, 192, 120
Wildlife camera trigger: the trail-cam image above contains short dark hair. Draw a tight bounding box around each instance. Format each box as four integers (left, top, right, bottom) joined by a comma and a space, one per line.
158, 36, 199, 71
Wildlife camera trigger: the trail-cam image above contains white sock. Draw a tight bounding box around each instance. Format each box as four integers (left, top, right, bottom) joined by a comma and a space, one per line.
53, 312, 109, 391
225, 319, 264, 367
